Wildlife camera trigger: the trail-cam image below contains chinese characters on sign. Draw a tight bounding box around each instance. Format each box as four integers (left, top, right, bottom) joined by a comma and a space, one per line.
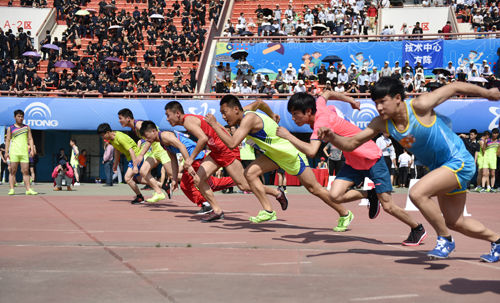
402, 40, 443, 69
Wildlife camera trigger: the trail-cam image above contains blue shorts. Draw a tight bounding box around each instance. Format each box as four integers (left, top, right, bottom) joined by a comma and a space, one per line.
442, 157, 475, 195
128, 159, 144, 178
336, 157, 393, 194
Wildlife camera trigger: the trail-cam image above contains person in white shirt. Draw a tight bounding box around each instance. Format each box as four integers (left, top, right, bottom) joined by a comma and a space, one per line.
239, 80, 252, 94
229, 81, 240, 93
274, 5, 282, 21
369, 67, 379, 83
337, 68, 348, 84
334, 81, 345, 92
445, 61, 456, 78
284, 5, 294, 19
376, 132, 395, 171
326, 66, 337, 82
398, 150, 413, 188
380, 61, 392, 77
238, 13, 246, 26
293, 79, 307, 93
304, 10, 314, 25
283, 68, 296, 84
482, 65, 493, 77
357, 68, 370, 86
347, 63, 357, 74
479, 60, 490, 75
236, 20, 247, 34
286, 63, 297, 77
392, 61, 401, 74
413, 73, 425, 88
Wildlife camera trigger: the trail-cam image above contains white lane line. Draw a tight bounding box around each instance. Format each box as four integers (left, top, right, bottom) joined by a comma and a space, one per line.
201, 241, 247, 245
259, 261, 312, 266
350, 294, 419, 301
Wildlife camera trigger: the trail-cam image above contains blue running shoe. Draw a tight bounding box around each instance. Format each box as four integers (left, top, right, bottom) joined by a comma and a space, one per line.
480, 242, 500, 263
427, 236, 455, 259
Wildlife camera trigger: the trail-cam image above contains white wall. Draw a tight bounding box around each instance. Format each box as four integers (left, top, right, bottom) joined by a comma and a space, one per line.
380, 7, 449, 35
0, 7, 53, 49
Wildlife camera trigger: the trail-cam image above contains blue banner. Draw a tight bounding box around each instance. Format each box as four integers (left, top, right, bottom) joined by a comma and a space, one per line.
0, 97, 499, 133
217, 39, 499, 78
402, 40, 443, 69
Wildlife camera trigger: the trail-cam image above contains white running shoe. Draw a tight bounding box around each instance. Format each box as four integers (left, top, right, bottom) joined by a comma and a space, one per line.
74, 182, 81, 186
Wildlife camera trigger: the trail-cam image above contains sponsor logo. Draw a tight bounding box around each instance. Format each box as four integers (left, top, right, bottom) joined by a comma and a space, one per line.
188, 102, 216, 116
351, 102, 378, 129
488, 107, 500, 130
23, 102, 59, 127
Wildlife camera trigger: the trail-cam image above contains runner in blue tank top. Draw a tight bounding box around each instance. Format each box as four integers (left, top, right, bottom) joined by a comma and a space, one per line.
316, 77, 500, 263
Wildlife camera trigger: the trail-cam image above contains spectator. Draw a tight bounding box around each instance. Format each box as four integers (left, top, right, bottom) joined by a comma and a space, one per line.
398, 149, 412, 188
102, 140, 114, 187
52, 159, 74, 191
317, 157, 328, 169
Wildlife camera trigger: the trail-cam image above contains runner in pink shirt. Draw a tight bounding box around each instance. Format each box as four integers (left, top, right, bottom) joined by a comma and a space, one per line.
277, 91, 426, 245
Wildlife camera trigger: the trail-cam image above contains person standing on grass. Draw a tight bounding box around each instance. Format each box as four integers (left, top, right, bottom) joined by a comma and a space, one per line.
317, 77, 500, 262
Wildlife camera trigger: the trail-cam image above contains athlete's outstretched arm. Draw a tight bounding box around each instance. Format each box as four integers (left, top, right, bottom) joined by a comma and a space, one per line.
321, 91, 360, 110
205, 113, 252, 149
317, 117, 384, 152
243, 99, 280, 123
182, 115, 207, 168
413, 82, 500, 115
276, 126, 322, 158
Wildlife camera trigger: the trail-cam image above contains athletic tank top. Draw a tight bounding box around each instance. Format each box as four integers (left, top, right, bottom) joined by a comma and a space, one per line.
159, 130, 205, 161
386, 99, 472, 170
244, 111, 304, 159
70, 147, 78, 165
484, 138, 499, 156
183, 114, 232, 154
9, 124, 29, 155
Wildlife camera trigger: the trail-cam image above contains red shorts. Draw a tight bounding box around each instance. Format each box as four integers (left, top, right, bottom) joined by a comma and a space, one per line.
210, 147, 240, 167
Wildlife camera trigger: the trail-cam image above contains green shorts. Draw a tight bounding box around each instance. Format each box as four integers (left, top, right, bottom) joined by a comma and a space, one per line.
481, 152, 497, 169
9, 153, 29, 163
266, 152, 309, 176
150, 142, 170, 165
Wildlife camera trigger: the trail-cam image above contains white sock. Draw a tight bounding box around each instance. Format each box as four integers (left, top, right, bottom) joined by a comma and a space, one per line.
202, 202, 210, 207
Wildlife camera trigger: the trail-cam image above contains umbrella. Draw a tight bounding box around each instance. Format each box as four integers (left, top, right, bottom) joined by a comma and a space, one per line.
255, 68, 275, 74
105, 56, 123, 63
215, 54, 235, 63
312, 24, 328, 31
261, 8, 273, 17
75, 9, 90, 16
22, 51, 41, 57
240, 31, 254, 36
104, 4, 117, 10
230, 49, 248, 61
262, 25, 274, 32
468, 77, 488, 83
322, 55, 343, 63
109, 25, 122, 30
42, 44, 60, 51
432, 68, 451, 77
150, 14, 164, 19
54, 60, 75, 68
87, 8, 97, 13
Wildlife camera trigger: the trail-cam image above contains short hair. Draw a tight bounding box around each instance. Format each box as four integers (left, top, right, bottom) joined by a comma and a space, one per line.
220, 94, 243, 111
70, 138, 76, 144
371, 77, 406, 101
97, 123, 112, 134
492, 128, 499, 134
118, 108, 134, 119
139, 120, 158, 137
483, 130, 491, 137
287, 92, 317, 114
14, 109, 24, 116
469, 129, 477, 134
165, 101, 184, 114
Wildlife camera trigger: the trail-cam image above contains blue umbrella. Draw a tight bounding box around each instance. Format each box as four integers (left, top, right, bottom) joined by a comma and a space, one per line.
255, 68, 275, 74
42, 44, 60, 51
22, 51, 41, 57
215, 54, 235, 63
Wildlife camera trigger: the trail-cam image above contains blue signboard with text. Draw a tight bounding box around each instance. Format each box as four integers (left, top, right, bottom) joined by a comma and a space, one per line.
402, 40, 443, 69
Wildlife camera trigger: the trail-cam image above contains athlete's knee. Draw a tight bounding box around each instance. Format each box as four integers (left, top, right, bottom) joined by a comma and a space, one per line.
329, 190, 344, 202
408, 188, 426, 205
380, 201, 396, 214
306, 183, 322, 196
444, 217, 463, 231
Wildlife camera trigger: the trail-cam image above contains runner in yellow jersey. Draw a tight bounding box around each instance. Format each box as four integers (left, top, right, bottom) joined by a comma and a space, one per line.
5, 110, 38, 195
204, 95, 349, 224
69, 138, 80, 186
117, 108, 172, 202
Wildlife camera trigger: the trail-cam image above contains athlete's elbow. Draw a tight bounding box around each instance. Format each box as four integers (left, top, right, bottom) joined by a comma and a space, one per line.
228, 142, 238, 149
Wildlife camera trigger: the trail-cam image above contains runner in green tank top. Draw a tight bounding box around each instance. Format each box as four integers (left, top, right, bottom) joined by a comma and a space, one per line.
205, 95, 349, 224
5, 109, 38, 196
69, 138, 80, 186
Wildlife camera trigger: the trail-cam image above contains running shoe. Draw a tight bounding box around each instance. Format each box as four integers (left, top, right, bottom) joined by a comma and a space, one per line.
490, 188, 497, 193
8, 189, 15, 195
427, 236, 455, 259
480, 242, 500, 263
333, 210, 354, 232
472, 186, 482, 192
402, 224, 427, 246
53, 187, 61, 191
26, 189, 38, 195
276, 187, 288, 210
201, 211, 224, 222
162, 180, 171, 199
367, 189, 380, 219
249, 210, 277, 223
146, 192, 166, 203
74, 182, 80, 186
131, 194, 144, 204
196, 204, 213, 215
